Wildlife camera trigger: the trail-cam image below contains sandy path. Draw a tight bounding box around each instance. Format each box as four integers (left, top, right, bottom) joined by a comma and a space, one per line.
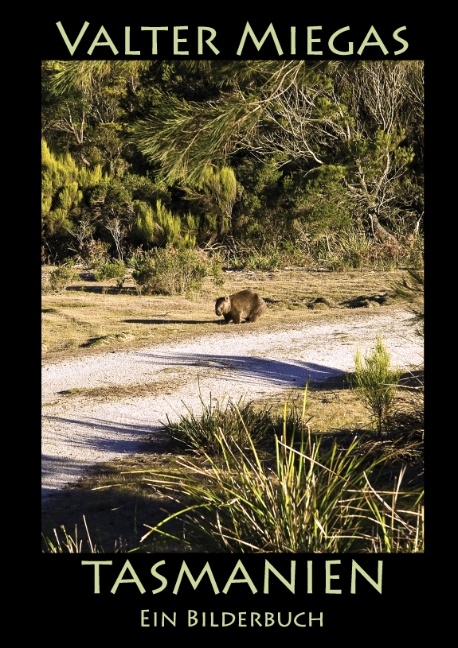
42, 307, 423, 504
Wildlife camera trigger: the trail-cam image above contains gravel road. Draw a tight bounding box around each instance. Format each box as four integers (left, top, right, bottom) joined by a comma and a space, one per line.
42, 307, 423, 505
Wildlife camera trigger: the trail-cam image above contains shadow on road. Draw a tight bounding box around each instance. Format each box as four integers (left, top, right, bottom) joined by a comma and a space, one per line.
124, 318, 215, 325
138, 351, 345, 386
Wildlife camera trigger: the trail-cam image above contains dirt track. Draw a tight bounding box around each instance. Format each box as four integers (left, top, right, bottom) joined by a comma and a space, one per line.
41, 305, 424, 505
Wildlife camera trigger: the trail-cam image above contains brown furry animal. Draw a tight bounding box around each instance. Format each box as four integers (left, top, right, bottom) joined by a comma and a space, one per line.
215, 289, 267, 324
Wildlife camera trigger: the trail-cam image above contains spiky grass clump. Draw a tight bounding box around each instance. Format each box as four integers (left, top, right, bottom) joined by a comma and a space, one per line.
349, 335, 401, 436
41, 515, 100, 553
140, 391, 423, 553
356, 466, 424, 553
164, 393, 277, 456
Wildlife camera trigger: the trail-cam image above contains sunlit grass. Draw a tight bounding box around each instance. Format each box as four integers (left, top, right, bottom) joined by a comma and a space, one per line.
348, 335, 401, 436
41, 515, 100, 553
135, 388, 423, 553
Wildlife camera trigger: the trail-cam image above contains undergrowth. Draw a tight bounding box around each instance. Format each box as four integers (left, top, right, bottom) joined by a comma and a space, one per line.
133, 387, 424, 554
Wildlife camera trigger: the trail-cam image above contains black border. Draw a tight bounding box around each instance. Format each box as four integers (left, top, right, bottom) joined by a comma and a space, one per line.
37, 11, 430, 639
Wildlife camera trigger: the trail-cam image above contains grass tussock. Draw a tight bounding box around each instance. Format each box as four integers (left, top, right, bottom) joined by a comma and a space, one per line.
163, 390, 315, 458
164, 393, 277, 456
135, 387, 423, 554
41, 515, 100, 553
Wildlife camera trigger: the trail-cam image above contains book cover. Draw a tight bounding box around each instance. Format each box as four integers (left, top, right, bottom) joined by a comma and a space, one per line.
38, 10, 427, 640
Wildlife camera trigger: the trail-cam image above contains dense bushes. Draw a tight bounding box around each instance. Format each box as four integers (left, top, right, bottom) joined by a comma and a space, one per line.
41, 61, 424, 269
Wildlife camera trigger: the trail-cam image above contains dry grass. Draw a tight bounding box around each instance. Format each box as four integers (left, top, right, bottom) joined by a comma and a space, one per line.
42, 266, 408, 359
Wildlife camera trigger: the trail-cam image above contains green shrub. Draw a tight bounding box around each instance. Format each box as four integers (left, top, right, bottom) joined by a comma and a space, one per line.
83, 239, 111, 267
244, 245, 283, 270
209, 258, 225, 286
131, 246, 212, 296
49, 263, 78, 292
93, 260, 127, 281
349, 335, 401, 435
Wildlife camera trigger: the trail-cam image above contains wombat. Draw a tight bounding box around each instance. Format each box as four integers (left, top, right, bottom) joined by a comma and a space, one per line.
215, 289, 267, 324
